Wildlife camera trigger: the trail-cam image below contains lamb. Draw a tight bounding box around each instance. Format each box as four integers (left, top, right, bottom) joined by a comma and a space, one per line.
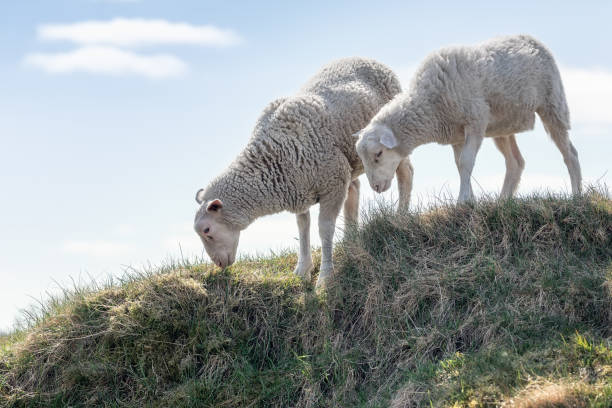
355, 35, 582, 204
194, 57, 406, 288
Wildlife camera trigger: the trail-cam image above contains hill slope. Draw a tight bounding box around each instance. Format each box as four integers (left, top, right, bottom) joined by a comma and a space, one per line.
1, 191, 611, 407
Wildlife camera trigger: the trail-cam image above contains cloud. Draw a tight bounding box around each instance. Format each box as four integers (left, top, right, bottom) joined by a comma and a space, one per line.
25, 18, 242, 78
62, 240, 130, 257
24, 46, 187, 78
561, 67, 612, 125
37, 18, 242, 47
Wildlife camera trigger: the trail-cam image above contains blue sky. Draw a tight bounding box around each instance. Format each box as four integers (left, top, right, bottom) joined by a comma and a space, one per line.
1, 0, 611, 331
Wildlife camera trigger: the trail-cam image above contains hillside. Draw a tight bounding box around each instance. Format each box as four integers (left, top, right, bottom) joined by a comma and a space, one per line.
1, 191, 611, 407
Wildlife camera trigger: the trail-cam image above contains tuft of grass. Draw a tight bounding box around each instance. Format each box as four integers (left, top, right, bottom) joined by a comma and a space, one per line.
1, 189, 611, 407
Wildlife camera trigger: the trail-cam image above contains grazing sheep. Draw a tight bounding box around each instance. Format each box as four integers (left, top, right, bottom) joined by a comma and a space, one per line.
355, 35, 582, 203
194, 58, 405, 288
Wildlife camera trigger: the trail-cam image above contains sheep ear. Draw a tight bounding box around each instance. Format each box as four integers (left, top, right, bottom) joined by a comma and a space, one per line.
207, 199, 223, 212
379, 128, 398, 149
195, 189, 206, 204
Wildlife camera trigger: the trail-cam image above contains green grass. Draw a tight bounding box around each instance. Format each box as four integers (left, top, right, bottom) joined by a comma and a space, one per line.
1, 189, 611, 407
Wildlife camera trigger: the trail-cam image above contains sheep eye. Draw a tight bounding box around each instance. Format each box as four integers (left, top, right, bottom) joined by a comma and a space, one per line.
376, 151, 383, 158
203, 227, 210, 234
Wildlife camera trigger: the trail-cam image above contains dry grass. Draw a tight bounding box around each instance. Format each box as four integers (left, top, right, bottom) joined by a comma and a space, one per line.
505, 382, 584, 408
0, 189, 611, 407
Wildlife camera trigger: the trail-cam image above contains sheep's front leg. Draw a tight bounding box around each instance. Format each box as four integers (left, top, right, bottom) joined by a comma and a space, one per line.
457, 124, 485, 203
396, 157, 414, 212
294, 210, 314, 281
315, 190, 346, 289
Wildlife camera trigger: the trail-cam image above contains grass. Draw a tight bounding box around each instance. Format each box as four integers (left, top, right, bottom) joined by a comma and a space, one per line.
0, 189, 610, 407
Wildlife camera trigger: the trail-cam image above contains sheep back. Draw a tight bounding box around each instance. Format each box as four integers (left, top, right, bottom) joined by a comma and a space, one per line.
405, 35, 569, 142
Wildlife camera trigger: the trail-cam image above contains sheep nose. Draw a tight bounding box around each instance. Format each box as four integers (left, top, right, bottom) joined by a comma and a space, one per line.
374, 184, 380, 193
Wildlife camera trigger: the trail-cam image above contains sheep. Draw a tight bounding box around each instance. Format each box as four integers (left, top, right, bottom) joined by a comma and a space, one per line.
355, 35, 582, 204
194, 57, 405, 288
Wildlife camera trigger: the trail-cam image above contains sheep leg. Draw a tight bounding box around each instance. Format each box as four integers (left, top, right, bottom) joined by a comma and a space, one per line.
452, 141, 466, 197
452, 143, 463, 170
293, 210, 314, 280
343, 178, 360, 227
396, 157, 414, 212
457, 125, 485, 203
493, 135, 525, 198
553, 133, 582, 195
538, 111, 582, 195
315, 190, 346, 289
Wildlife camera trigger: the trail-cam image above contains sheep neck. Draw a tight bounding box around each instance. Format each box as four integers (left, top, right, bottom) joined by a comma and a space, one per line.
204, 151, 289, 230
380, 93, 443, 155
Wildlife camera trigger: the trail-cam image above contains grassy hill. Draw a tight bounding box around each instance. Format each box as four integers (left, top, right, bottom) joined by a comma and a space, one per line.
1, 191, 611, 407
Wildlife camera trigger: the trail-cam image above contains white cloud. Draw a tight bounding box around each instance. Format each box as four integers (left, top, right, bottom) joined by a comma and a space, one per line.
561, 67, 612, 125
24, 46, 187, 78
37, 18, 242, 47
62, 240, 130, 257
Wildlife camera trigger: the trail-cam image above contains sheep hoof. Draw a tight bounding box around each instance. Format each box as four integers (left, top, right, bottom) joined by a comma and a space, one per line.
315, 276, 328, 290
397, 203, 410, 214
315, 264, 334, 289
457, 193, 476, 205
294, 263, 314, 281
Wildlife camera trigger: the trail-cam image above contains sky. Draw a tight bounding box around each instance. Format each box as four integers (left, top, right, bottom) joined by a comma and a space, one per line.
1, 0, 611, 332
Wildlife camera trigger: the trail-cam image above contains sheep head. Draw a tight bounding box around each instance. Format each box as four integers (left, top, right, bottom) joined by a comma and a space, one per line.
355, 123, 404, 194
194, 192, 240, 268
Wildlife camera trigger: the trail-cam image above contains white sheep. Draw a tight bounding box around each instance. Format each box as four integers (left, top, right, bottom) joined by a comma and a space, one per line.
194, 58, 407, 288
355, 35, 582, 204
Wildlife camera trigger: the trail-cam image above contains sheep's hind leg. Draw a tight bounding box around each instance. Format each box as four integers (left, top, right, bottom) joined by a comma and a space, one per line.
537, 110, 582, 195
315, 187, 347, 289
452, 142, 463, 171
452, 142, 465, 199
493, 134, 525, 198
343, 178, 360, 228
396, 157, 414, 212
456, 124, 485, 203
294, 210, 314, 281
